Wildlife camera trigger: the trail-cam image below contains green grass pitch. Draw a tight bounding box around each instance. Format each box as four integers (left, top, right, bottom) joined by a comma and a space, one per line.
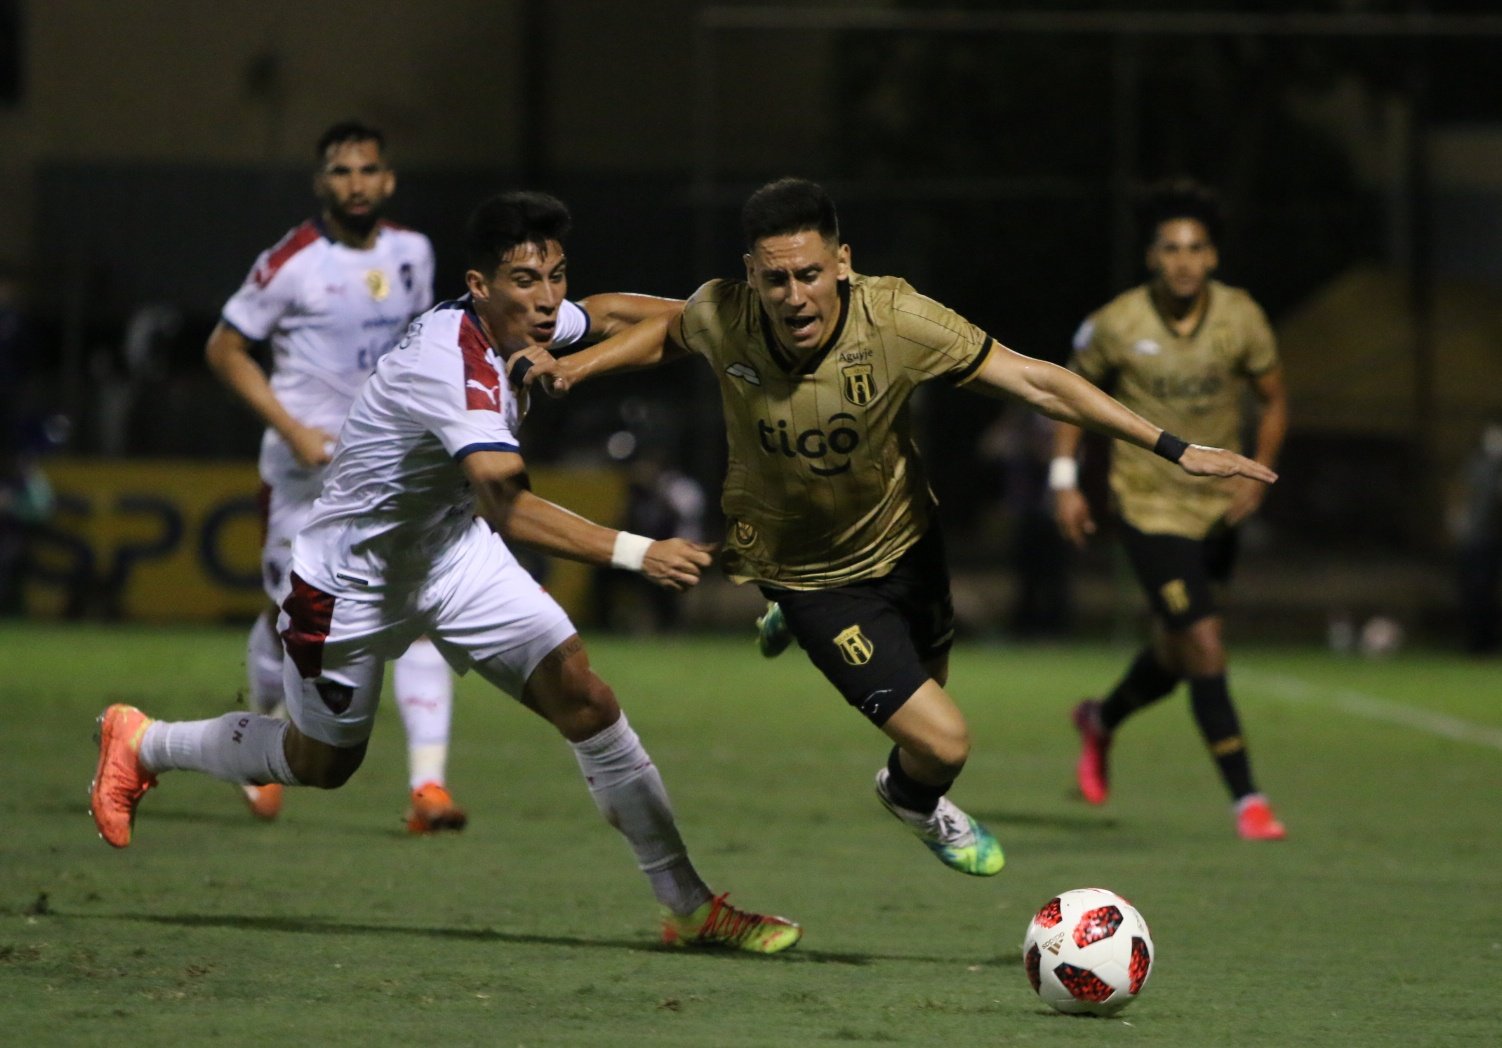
2, 623, 1499, 1046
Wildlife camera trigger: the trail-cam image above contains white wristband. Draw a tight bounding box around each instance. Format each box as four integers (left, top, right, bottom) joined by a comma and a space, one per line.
611, 531, 653, 572
1048, 456, 1079, 491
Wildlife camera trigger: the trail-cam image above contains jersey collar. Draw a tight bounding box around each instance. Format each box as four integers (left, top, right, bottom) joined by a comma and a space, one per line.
761, 277, 852, 376
1149, 280, 1215, 341
457, 294, 495, 350
311, 216, 338, 243
313, 214, 386, 252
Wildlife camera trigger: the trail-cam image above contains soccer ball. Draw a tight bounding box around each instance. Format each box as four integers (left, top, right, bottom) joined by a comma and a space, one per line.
1021, 888, 1154, 1016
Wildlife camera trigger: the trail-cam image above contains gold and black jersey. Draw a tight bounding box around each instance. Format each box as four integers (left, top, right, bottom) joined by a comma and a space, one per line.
1070, 280, 1279, 538
680, 273, 993, 589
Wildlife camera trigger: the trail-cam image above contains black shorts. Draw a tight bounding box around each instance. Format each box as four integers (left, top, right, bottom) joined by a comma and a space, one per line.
760, 526, 955, 726
1118, 519, 1239, 630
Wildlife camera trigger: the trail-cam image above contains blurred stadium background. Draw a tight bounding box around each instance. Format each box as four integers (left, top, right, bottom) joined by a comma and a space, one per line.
3, 1, 1501, 649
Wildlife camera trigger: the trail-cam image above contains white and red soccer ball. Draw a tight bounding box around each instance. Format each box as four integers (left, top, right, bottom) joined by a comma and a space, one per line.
1021, 887, 1154, 1015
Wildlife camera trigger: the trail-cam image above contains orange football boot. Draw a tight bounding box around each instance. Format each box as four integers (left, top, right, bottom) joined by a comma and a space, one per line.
405, 782, 468, 834
90, 704, 158, 848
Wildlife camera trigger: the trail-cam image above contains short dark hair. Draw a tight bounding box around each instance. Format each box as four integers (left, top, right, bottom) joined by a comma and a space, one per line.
741, 177, 840, 250
1137, 178, 1224, 248
315, 120, 385, 161
464, 191, 573, 275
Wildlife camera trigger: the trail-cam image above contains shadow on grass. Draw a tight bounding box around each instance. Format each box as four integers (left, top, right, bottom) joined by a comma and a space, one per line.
139, 807, 406, 838
50, 799, 412, 840
78, 911, 974, 967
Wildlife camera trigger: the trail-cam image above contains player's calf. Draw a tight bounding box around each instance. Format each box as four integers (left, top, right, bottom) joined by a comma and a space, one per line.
282, 726, 367, 788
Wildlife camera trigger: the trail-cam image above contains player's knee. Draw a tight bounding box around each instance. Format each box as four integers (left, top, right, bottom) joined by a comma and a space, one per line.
931, 731, 971, 778
908, 723, 970, 779
306, 750, 365, 789
551, 667, 622, 741
1174, 622, 1225, 675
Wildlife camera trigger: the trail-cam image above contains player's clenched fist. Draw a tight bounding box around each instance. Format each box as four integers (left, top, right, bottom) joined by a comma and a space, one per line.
641, 539, 716, 591
1053, 487, 1097, 549
507, 347, 569, 397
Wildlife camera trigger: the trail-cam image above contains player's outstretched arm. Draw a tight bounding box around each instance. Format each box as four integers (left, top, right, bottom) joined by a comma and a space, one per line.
966, 343, 1278, 485
577, 293, 684, 339
462, 450, 713, 590
205, 321, 334, 467
512, 310, 690, 395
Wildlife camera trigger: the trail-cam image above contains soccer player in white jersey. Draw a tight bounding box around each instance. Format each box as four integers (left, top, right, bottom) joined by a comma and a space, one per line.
91, 191, 802, 954
205, 121, 464, 832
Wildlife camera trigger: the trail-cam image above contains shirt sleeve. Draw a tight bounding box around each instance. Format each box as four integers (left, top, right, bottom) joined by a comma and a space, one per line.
550, 300, 590, 351
402, 346, 521, 460
1239, 298, 1280, 377
889, 287, 993, 385
1067, 311, 1113, 386
221, 251, 298, 341
676, 280, 725, 361
412, 237, 436, 316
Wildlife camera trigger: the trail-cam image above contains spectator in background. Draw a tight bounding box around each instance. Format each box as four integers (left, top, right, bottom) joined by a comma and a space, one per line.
597, 436, 708, 634
0, 266, 29, 425
0, 443, 54, 617
1456, 419, 1502, 655
0, 266, 52, 616
978, 407, 1074, 639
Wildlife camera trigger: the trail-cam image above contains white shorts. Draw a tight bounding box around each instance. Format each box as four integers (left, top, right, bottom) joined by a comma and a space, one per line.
280, 518, 575, 747
260, 466, 325, 606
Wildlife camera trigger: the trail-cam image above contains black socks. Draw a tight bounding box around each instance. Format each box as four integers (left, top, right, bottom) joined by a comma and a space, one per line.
1188, 674, 1256, 799
883, 746, 951, 814
1100, 647, 1180, 732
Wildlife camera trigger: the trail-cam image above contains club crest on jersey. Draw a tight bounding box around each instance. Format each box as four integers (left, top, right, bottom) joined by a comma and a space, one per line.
833, 625, 875, 666
1131, 338, 1162, 356
841, 363, 876, 406
366, 269, 391, 302
726, 361, 761, 386
730, 519, 758, 548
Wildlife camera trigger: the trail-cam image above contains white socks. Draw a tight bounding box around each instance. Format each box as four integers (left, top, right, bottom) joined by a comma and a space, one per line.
570, 714, 711, 917
157, 634, 448, 793
138, 713, 298, 786
393, 638, 453, 789
245, 612, 286, 717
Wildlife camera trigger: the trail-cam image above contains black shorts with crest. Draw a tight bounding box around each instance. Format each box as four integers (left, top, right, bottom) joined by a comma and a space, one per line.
760, 526, 954, 725
1117, 518, 1239, 630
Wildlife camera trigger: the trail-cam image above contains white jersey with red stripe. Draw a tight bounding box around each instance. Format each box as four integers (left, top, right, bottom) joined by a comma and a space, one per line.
292, 294, 589, 596
220, 218, 435, 484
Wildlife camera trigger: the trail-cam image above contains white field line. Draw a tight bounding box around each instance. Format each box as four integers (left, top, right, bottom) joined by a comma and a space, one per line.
1246, 672, 1502, 753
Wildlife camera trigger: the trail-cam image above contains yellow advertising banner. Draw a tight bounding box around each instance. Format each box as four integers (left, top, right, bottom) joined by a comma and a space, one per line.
24, 459, 623, 624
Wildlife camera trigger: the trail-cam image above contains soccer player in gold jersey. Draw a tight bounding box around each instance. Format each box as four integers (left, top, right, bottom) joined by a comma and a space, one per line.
515, 178, 1277, 876
1051, 180, 1290, 841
